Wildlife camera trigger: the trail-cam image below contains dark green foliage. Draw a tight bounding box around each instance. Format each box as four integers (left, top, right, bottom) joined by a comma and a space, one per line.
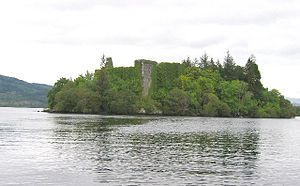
222, 51, 236, 80
49, 73, 101, 114
49, 58, 143, 114
138, 97, 161, 114
108, 89, 139, 114
155, 62, 186, 91
0, 75, 52, 108
94, 69, 109, 112
48, 77, 70, 109
107, 67, 141, 94
151, 62, 186, 105
219, 51, 245, 81
182, 57, 193, 67
202, 93, 231, 117
162, 88, 191, 115
199, 52, 218, 70
295, 106, 300, 116
279, 97, 295, 118
100, 54, 106, 68
54, 82, 78, 112
48, 53, 295, 118
220, 80, 250, 117
255, 89, 296, 118
105, 66, 142, 114
244, 55, 263, 98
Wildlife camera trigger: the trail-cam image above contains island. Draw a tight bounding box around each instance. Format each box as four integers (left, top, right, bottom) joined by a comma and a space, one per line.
47, 52, 295, 118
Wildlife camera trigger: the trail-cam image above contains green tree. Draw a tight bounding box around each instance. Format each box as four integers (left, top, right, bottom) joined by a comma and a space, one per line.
220, 80, 250, 117
257, 89, 295, 118
199, 52, 209, 69
244, 55, 263, 98
202, 93, 231, 117
47, 77, 70, 109
75, 87, 101, 114
94, 69, 110, 112
53, 82, 78, 112
100, 54, 106, 68
239, 91, 258, 117
222, 51, 236, 80
182, 57, 193, 67
220, 51, 245, 81
279, 97, 295, 118
163, 88, 191, 115
108, 89, 139, 114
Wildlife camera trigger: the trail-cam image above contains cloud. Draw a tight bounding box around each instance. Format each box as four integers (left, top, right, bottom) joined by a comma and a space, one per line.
256, 44, 300, 60
34, 30, 226, 51
1, 0, 300, 97
31, 0, 163, 11
171, 6, 300, 26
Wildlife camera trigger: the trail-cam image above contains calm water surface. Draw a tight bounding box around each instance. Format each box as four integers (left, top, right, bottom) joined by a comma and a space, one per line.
0, 107, 300, 185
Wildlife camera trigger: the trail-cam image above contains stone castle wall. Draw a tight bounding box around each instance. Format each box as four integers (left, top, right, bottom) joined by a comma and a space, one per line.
135, 60, 157, 96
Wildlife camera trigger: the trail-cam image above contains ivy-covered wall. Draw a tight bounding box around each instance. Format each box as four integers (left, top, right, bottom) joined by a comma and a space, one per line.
134, 60, 187, 99
154, 62, 186, 91
107, 66, 142, 95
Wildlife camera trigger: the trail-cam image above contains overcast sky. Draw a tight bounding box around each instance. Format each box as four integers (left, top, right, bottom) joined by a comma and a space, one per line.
0, 0, 299, 97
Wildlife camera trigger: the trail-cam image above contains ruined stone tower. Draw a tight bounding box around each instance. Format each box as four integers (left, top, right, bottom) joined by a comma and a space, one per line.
135, 59, 157, 96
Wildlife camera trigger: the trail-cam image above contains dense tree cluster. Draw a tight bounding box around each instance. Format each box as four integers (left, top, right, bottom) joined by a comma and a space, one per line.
295, 106, 300, 116
48, 52, 295, 118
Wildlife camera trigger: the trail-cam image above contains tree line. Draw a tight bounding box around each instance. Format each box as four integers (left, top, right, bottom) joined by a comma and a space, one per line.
47, 52, 296, 118
295, 106, 300, 116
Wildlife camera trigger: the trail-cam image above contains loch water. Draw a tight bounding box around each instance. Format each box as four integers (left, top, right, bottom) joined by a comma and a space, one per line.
0, 107, 300, 185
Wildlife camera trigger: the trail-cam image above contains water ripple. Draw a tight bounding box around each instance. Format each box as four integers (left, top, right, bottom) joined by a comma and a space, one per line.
0, 108, 300, 185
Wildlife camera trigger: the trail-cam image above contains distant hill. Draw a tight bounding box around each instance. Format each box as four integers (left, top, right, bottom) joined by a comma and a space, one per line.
287, 97, 300, 106
0, 75, 52, 108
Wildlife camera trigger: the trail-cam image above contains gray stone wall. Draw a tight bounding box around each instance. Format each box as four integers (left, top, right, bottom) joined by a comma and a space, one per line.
135, 60, 157, 96
141, 62, 153, 96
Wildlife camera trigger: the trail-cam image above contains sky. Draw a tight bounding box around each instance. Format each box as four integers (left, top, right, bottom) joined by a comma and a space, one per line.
0, 0, 299, 98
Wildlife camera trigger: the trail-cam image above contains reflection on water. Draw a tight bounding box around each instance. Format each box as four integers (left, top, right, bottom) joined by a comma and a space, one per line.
53, 116, 150, 140
51, 116, 261, 185
1, 108, 300, 185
